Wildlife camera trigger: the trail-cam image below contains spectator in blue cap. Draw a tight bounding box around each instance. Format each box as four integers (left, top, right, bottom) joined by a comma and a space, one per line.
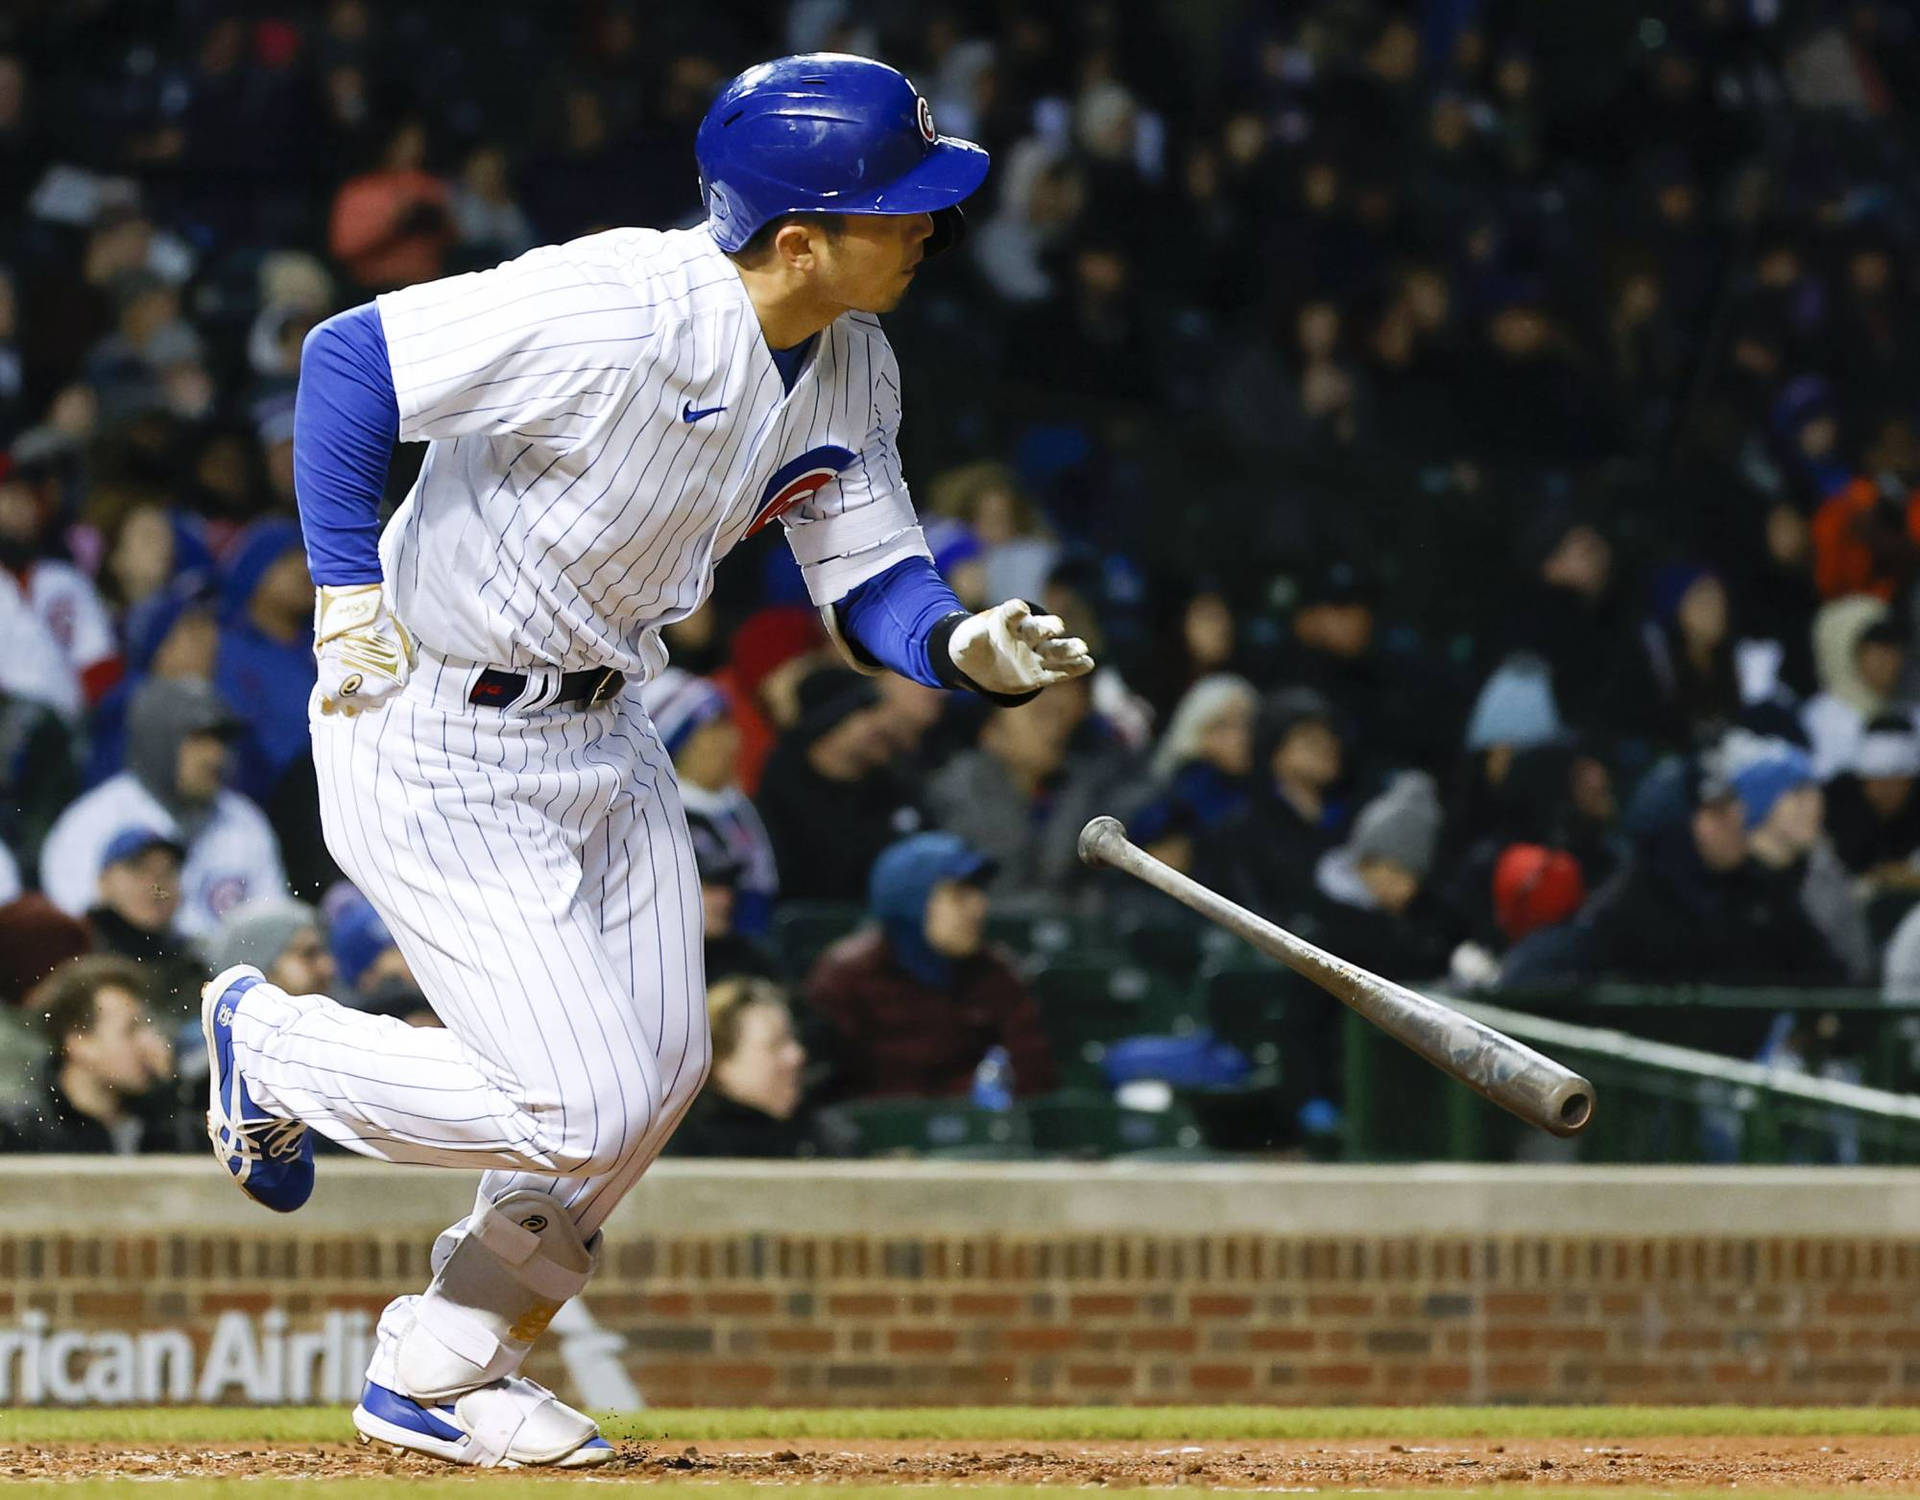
214, 518, 316, 803
322, 884, 415, 1003
804, 831, 1057, 1102
85, 826, 205, 1021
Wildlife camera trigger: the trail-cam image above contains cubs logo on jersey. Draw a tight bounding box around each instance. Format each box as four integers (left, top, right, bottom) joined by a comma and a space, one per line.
744, 444, 858, 537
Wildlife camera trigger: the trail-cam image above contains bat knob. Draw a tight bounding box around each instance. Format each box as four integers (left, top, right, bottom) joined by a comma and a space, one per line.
1078, 815, 1128, 868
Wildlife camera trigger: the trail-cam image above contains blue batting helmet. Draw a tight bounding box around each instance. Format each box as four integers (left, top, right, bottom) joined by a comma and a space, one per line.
695, 53, 990, 256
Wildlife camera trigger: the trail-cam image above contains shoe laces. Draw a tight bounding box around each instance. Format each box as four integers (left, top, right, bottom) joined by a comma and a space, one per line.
222, 1111, 307, 1165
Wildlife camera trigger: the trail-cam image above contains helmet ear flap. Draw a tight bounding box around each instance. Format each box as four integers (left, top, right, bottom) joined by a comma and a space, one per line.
923, 205, 968, 261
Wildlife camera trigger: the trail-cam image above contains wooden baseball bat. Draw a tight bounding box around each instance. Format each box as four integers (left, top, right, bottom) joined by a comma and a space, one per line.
1078, 816, 1594, 1137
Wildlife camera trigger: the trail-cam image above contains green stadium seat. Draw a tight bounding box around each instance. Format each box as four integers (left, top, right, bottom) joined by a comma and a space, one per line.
771, 901, 865, 977
822, 1098, 1032, 1157
1202, 964, 1311, 1071
1023, 1090, 1206, 1158
1031, 962, 1202, 1088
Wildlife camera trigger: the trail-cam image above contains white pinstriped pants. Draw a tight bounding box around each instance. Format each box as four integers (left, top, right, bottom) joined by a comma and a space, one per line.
230, 653, 710, 1240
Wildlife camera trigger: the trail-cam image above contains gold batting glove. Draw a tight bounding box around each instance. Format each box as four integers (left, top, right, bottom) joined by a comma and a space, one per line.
315, 583, 415, 717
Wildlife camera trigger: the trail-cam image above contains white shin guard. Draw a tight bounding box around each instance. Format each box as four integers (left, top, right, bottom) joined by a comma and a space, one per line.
397, 1191, 597, 1401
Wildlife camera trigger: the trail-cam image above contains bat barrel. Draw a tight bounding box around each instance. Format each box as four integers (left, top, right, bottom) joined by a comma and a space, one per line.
1078, 816, 1594, 1138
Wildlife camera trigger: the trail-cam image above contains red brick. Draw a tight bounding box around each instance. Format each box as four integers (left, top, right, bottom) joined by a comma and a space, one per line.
72, 1291, 143, 1321
1541, 1327, 1606, 1352
1827, 1292, 1892, 1317
1069, 1294, 1138, 1318
1307, 1294, 1374, 1317
1248, 1329, 1314, 1352
1066, 1364, 1132, 1388
950, 1293, 1021, 1319
1000, 1327, 1079, 1352
1659, 1329, 1723, 1351
1423, 1364, 1472, 1394
1488, 1361, 1549, 1388
1485, 1327, 1535, 1352
702, 1362, 776, 1391
703, 1292, 775, 1316
645, 1293, 693, 1318
1484, 1292, 1551, 1318
766, 1328, 835, 1354
1129, 1327, 1198, 1353
889, 1328, 957, 1354
1190, 1294, 1253, 1318
1309, 1363, 1375, 1388
828, 1294, 898, 1317
1190, 1363, 1255, 1392
202, 1292, 273, 1315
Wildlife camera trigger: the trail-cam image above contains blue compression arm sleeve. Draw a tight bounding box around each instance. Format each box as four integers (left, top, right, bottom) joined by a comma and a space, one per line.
293, 303, 397, 586
838, 555, 969, 689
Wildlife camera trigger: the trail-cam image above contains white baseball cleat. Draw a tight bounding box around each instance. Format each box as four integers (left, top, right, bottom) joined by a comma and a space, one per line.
351, 1299, 612, 1468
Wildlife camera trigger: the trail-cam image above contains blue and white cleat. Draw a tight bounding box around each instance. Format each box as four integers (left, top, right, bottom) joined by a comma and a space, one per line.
352, 1378, 614, 1468
202, 964, 314, 1213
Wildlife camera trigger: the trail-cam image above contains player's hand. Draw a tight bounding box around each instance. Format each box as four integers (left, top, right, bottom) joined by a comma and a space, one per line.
947, 599, 1094, 696
315, 584, 416, 717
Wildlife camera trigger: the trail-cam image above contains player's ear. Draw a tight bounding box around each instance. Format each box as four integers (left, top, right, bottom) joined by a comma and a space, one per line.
773, 221, 818, 272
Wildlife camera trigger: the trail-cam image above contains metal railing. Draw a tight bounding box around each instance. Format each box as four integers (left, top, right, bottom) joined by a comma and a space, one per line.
1343, 990, 1920, 1165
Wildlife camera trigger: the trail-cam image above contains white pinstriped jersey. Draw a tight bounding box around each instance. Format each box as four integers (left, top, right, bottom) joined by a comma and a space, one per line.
374, 226, 931, 677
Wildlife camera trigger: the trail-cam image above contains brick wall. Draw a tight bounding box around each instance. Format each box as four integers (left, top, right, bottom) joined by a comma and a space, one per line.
5, 1161, 1919, 1406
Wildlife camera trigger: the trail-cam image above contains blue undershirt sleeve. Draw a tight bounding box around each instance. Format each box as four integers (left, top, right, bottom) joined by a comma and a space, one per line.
838, 555, 969, 689
292, 302, 398, 587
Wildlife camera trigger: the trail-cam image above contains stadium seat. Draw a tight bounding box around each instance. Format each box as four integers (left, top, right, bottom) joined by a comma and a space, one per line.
771, 901, 865, 977
1023, 1090, 1206, 1158
1030, 962, 1201, 1088
820, 1098, 1033, 1157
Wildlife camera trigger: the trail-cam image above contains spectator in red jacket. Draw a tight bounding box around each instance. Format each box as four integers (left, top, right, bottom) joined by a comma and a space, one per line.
804, 832, 1058, 1102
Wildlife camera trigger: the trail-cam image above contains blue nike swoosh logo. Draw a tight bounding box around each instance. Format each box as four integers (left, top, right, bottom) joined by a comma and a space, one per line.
682, 402, 726, 423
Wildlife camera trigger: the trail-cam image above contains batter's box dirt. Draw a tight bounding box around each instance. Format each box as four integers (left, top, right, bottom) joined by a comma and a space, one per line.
3, 1435, 1918, 1487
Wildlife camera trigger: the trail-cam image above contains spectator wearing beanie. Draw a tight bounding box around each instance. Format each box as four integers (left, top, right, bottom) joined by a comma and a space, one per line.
805, 833, 1057, 1102
0, 894, 91, 1008
716, 607, 829, 796
1491, 844, 1588, 947
202, 897, 335, 997
689, 819, 779, 983
1311, 771, 1457, 982
641, 668, 778, 938
756, 669, 923, 904
323, 885, 428, 1018
1824, 715, 1920, 884
85, 826, 205, 1022
39, 678, 285, 937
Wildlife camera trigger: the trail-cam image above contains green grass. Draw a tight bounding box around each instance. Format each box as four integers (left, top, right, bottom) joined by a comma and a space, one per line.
5, 1403, 1920, 1445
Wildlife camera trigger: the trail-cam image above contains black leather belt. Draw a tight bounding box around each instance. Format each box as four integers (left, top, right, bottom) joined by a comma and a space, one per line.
467, 666, 625, 709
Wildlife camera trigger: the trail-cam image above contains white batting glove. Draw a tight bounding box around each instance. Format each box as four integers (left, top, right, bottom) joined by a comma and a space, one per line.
947, 599, 1094, 696
314, 584, 416, 717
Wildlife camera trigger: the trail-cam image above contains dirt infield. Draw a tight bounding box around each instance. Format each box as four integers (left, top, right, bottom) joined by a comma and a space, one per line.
3, 1434, 1917, 1487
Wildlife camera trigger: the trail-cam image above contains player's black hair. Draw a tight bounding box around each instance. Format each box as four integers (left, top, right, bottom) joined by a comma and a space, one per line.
727, 211, 846, 266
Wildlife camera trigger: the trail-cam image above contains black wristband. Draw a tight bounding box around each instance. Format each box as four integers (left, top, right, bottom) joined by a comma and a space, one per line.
928, 610, 1043, 707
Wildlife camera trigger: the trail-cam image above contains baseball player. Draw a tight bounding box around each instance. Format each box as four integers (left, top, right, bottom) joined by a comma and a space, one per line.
198, 53, 1092, 1468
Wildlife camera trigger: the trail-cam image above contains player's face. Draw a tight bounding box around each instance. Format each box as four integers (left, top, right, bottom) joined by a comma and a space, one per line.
817, 213, 934, 313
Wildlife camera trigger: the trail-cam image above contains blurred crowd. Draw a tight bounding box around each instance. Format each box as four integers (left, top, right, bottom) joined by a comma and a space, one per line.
4, 0, 1920, 1159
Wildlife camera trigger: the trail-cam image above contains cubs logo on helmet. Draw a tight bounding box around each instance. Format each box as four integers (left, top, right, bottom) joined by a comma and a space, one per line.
745, 445, 858, 537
